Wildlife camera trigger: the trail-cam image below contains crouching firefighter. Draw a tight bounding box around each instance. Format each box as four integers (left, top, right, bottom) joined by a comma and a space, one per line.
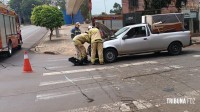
70, 32, 90, 65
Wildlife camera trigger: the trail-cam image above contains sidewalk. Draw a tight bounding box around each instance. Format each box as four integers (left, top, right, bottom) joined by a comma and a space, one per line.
31, 24, 89, 56
192, 37, 200, 45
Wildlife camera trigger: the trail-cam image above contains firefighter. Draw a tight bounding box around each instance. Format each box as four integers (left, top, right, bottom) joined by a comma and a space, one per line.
71, 22, 81, 39
72, 32, 90, 64
88, 26, 104, 65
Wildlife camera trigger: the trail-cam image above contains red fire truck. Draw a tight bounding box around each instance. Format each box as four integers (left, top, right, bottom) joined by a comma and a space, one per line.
0, 6, 22, 57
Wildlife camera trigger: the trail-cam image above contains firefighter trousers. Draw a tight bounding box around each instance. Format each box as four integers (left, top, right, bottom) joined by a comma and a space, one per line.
74, 44, 87, 60
91, 42, 104, 64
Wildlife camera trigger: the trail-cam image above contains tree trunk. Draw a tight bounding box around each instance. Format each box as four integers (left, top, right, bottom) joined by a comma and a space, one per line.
50, 29, 53, 41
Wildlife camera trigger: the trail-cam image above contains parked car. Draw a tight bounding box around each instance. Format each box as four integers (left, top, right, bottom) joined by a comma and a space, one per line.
94, 23, 191, 63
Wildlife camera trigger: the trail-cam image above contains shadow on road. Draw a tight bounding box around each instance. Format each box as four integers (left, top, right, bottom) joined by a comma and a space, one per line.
116, 50, 199, 63
0, 49, 22, 63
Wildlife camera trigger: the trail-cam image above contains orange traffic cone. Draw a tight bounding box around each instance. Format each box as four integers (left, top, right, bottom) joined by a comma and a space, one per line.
23, 51, 32, 72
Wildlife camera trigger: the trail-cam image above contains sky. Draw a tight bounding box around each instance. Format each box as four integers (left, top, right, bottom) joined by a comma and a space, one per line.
92, 0, 122, 15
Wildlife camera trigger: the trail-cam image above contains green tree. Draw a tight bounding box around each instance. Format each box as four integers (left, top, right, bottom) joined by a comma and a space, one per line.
9, 0, 22, 16
9, 0, 65, 24
80, 0, 90, 20
56, 0, 66, 10
31, 5, 64, 40
21, 0, 42, 23
101, 12, 107, 15
41, 0, 51, 4
110, 2, 122, 14
40, 0, 66, 10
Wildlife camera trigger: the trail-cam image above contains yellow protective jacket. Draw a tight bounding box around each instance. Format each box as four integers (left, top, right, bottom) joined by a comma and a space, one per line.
73, 33, 90, 45
88, 28, 103, 43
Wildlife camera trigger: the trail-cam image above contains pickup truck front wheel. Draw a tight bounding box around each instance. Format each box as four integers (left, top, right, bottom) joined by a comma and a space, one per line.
168, 42, 182, 55
104, 48, 117, 63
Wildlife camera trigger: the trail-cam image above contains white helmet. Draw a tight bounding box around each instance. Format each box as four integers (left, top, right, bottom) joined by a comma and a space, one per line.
88, 25, 93, 30
75, 22, 80, 26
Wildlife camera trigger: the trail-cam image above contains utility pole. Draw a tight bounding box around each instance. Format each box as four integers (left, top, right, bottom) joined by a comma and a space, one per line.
104, 0, 106, 13
88, 0, 92, 22
199, 3, 200, 33
51, 0, 60, 37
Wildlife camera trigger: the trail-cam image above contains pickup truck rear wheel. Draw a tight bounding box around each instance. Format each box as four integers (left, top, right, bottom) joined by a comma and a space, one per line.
104, 48, 117, 63
168, 42, 182, 55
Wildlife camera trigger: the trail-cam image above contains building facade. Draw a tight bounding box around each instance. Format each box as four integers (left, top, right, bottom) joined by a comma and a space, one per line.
122, 0, 199, 14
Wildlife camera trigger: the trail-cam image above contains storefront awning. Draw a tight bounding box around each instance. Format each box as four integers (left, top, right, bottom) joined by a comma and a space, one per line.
66, 0, 84, 15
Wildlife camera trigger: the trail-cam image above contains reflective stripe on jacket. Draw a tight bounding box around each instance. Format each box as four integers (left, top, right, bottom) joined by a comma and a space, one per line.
88, 28, 103, 43
71, 27, 81, 37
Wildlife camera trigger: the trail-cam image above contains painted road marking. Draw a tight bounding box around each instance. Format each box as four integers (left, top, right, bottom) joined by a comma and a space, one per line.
43, 66, 115, 76
132, 100, 153, 110
36, 86, 111, 101
193, 55, 200, 58
46, 66, 70, 69
169, 65, 183, 69
47, 58, 69, 62
153, 65, 183, 71
59, 100, 154, 112
39, 75, 116, 86
185, 90, 200, 97
43, 61, 158, 76
59, 102, 124, 112
64, 75, 75, 84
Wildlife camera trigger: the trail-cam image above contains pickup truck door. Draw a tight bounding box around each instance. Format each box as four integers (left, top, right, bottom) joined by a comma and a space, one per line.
121, 26, 151, 53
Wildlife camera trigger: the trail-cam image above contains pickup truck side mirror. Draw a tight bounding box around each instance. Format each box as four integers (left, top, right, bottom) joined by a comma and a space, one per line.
122, 35, 128, 40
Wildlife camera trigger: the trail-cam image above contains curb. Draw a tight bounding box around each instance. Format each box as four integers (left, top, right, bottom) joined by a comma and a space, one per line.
192, 42, 200, 45
29, 29, 49, 51
192, 40, 200, 45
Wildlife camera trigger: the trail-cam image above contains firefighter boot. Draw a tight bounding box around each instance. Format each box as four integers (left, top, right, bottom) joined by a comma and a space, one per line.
81, 57, 89, 65
82, 57, 89, 65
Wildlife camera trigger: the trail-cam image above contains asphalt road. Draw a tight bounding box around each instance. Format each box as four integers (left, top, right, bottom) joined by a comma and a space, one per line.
0, 25, 47, 65
0, 29, 200, 112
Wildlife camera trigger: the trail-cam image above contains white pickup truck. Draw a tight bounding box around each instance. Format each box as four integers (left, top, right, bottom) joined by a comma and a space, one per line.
102, 23, 191, 63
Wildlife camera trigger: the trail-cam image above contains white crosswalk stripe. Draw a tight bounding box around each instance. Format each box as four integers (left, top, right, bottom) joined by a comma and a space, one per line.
37, 61, 186, 101
36, 60, 189, 112
193, 55, 200, 58
59, 99, 155, 112
40, 75, 116, 86
37, 61, 160, 103
33, 55, 200, 112
36, 86, 111, 101
43, 61, 158, 76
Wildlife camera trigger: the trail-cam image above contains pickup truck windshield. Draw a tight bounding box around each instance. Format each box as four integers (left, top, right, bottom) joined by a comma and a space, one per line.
112, 27, 129, 38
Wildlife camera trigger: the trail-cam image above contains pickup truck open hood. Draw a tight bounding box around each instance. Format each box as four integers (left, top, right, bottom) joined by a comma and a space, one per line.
95, 22, 114, 40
